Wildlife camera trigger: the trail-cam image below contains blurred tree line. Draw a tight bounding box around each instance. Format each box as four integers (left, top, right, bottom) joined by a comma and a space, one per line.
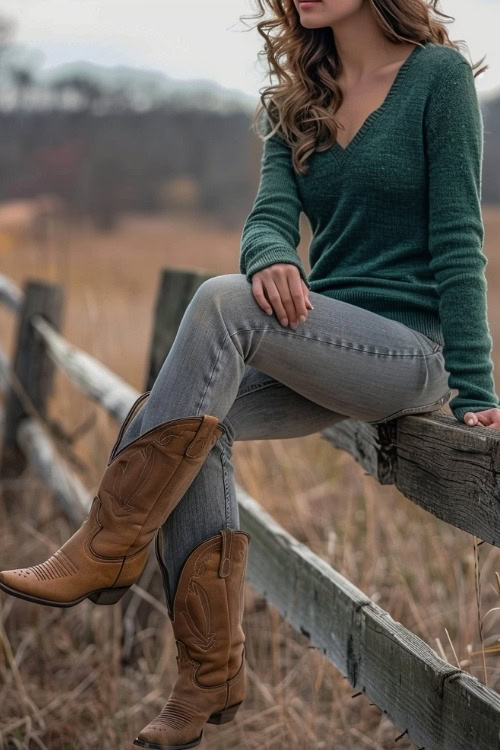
0, 14, 258, 231
0, 105, 255, 231
0, 13, 499, 234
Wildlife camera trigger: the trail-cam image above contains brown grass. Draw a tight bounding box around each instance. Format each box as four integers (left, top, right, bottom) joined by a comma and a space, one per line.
0, 208, 499, 749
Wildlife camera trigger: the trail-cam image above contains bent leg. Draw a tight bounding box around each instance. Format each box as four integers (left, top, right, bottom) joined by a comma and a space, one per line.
159, 364, 347, 610
116, 273, 450, 453
112, 272, 451, 607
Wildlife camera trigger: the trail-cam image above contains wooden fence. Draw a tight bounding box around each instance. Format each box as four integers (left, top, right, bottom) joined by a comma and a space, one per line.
0, 268, 499, 749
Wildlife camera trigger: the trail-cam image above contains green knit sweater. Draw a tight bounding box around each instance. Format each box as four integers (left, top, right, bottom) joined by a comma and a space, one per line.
239, 41, 499, 424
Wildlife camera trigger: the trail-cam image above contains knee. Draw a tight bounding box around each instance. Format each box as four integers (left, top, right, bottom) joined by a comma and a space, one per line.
220, 415, 236, 445
190, 273, 252, 317
194, 273, 250, 302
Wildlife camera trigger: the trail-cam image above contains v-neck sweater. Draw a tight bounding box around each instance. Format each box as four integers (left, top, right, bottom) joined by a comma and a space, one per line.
239, 41, 499, 424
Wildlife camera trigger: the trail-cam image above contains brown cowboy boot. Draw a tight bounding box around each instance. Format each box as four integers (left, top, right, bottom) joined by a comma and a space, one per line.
0, 392, 226, 608
133, 527, 251, 749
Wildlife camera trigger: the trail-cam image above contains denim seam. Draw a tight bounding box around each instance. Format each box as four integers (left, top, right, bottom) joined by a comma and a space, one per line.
236, 378, 279, 398
196, 324, 434, 418
227, 326, 436, 358
366, 388, 452, 424
196, 330, 232, 416
220, 445, 231, 528
196, 328, 283, 415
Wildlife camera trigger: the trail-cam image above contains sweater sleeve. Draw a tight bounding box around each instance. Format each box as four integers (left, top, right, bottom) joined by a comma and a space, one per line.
239, 116, 310, 287
425, 60, 499, 423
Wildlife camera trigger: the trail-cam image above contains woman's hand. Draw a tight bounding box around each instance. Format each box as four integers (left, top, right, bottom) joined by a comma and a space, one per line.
251, 264, 313, 329
463, 408, 500, 429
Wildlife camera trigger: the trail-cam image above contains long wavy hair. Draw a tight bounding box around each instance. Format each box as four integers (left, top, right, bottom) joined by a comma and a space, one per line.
240, 0, 488, 175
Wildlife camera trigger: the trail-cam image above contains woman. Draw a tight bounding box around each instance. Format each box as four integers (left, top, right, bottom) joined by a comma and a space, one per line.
2, 0, 500, 747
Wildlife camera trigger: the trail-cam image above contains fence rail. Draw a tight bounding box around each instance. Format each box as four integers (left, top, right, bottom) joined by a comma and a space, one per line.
0, 269, 499, 750
323, 412, 500, 547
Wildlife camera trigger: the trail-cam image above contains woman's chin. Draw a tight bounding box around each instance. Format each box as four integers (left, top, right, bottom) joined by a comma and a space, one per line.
299, 19, 325, 29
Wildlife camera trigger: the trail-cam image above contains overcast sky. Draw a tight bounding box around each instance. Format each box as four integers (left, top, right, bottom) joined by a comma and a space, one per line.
2, 0, 500, 99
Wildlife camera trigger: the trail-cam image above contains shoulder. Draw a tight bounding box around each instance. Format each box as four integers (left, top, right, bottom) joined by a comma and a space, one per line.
418, 42, 479, 126
419, 41, 474, 85
421, 43, 482, 135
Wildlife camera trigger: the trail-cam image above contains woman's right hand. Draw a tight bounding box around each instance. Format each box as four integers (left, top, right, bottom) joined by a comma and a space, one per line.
251, 264, 314, 329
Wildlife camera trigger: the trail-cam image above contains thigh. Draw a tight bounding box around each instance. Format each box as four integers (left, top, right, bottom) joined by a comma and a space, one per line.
194, 274, 451, 424
222, 365, 348, 442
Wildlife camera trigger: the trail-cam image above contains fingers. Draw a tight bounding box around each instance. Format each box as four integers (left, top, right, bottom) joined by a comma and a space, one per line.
301, 280, 314, 311
288, 270, 308, 323
274, 269, 305, 327
463, 409, 500, 429
464, 411, 488, 426
265, 277, 290, 326
251, 275, 273, 316
464, 412, 478, 426
251, 264, 313, 328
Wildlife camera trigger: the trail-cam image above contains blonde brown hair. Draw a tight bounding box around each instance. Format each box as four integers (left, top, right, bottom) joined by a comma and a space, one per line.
240, 0, 487, 175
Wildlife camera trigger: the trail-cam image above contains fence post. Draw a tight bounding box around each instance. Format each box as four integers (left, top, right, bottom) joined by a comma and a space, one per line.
144, 268, 213, 389
0, 280, 64, 478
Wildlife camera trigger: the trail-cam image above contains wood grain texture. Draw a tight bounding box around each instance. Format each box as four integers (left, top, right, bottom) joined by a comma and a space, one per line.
323, 413, 500, 546
237, 485, 500, 750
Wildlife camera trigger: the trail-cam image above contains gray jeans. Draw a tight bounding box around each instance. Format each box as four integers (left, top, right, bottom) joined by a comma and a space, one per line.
113, 273, 451, 609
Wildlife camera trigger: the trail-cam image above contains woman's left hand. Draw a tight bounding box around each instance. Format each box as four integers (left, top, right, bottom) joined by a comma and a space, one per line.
463, 408, 500, 429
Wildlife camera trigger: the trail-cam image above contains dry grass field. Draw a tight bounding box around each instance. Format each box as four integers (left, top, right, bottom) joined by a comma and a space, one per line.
0, 207, 499, 749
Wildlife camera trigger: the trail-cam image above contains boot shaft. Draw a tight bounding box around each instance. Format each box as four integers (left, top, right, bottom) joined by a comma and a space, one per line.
168, 529, 250, 687
133, 529, 251, 750
92, 410, 225, 558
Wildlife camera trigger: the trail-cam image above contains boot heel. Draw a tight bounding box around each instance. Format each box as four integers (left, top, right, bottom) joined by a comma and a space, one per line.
88, 586, 130, 605
207, 701, 242, 725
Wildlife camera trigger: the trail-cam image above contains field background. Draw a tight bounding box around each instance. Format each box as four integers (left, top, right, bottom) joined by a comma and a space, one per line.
0, 206, 499, 749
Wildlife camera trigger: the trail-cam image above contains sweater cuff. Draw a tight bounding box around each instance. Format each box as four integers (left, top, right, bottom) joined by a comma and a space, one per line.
243, 248, 310, 289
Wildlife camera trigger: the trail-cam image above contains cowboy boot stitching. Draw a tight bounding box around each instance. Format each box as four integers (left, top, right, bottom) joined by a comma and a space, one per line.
183, 579, 215, 648
112, 461, 125, 500
122, 448, 156, 513
114, 444, 156, 513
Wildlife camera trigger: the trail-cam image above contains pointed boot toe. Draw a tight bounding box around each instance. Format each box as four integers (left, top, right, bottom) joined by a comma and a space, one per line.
134, 528, 250, 750
0, 392, 226, 608
0, 550, 86, 607
0, 510, 145, 607
0, 567, 37, 600
134, 703, 204, 749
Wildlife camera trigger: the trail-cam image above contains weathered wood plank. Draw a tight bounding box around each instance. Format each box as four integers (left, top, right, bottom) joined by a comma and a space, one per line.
17, 418, 90, 526
0, 273, 23, 313
30, 314, 139, 422
0, 345, 9, 392
395, 414, 500, 546
322, 413, 500, 547
321, 417, 397, 483
359, 605, 500, 750
237, 485, 500, 750
145, 267, 212, 390
0, 281, 64, 478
